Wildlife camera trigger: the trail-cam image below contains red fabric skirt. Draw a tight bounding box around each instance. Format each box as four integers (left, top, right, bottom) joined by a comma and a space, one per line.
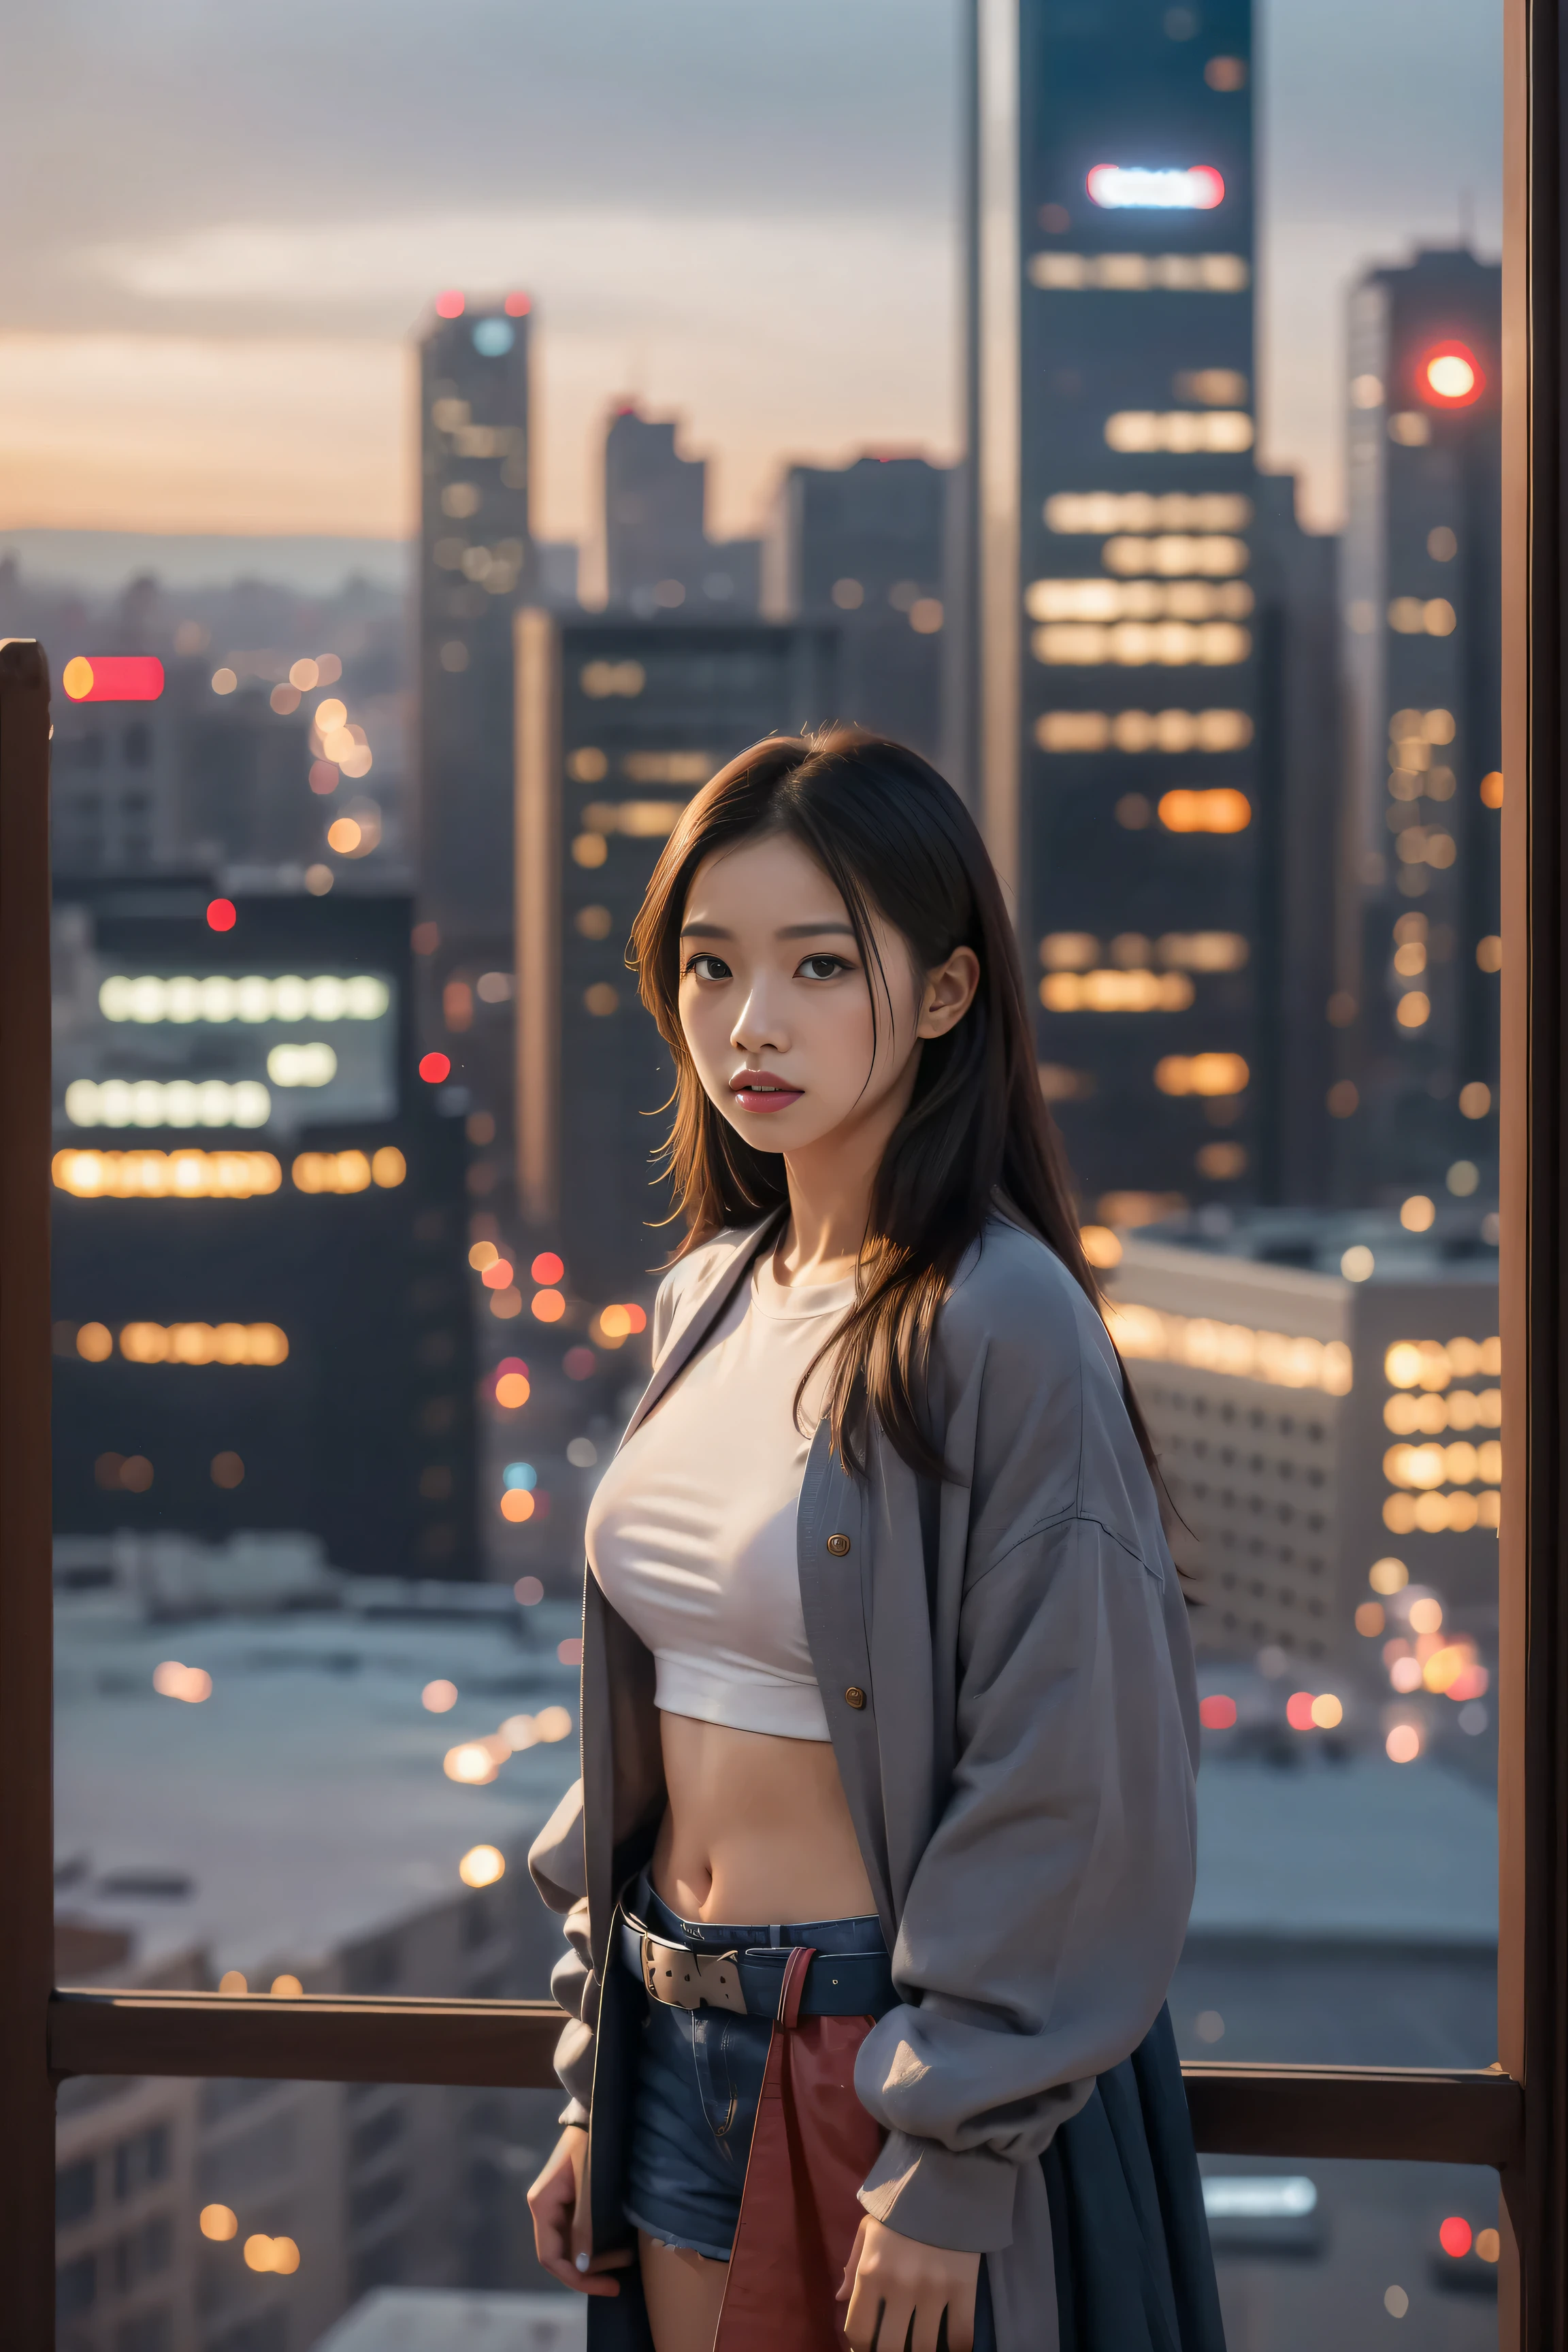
714, 1946, 883, 2352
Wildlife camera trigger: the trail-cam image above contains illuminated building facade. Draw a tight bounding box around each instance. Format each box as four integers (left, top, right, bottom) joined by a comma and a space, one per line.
514, 615, 837, 1303
416, 291, 536, 1192
766, 453, 951, 761
1102, 1211, 1499, 1733
968, 0, 1330, 1222
50, 659, 318, 878
1338, 249, 1502, 1205
50, 881, 476, 1578
604, 406, 762, 618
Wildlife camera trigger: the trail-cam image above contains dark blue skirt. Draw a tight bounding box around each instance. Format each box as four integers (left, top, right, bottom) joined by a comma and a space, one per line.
1035, 2006, 1227, 2352
587, 1977, 1225, 2351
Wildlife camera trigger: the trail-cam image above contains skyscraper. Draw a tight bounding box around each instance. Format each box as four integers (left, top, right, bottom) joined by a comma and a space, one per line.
766, 453, 951, 760
416, 292, 536, 1180
514, 614, 836, 1305
968, 0, 1275, 1223
603, 407, 761, 618
50, 881, 476, 1580
1249, 472, 1345, 1207
1337, 250, 1502, 1208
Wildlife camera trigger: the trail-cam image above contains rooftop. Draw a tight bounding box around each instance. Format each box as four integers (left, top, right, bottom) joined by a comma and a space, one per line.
1121, 1207, 1499, 1286
315, 2291, 584, 2351
54, 1565, 582, 1988
1192, 1744, 1497, 1947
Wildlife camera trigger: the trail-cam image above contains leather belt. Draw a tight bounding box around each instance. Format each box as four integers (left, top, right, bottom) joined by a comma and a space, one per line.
618, 1912, 894, 2022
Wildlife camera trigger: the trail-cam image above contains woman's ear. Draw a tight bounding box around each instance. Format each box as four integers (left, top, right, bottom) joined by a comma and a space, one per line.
917, 946, 981, 1039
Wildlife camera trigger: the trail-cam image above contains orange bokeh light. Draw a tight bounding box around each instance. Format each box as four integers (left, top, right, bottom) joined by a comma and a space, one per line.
532, 1288, 566, 1323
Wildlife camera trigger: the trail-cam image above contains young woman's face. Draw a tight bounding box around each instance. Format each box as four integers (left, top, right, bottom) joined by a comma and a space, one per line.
676, 828, 977, 1158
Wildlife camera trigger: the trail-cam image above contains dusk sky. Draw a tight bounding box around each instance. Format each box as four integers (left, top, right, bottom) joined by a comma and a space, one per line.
0, 0, 1499, 553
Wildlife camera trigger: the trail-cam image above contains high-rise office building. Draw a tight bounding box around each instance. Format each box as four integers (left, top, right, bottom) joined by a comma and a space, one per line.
416, 292, 536, 1181
766, 453, 951, 761
968, 0, 1284, 1223
1337, 249, 1502, 1206
50, 881, 476, 1580
1248, 473, 1345, 1206
603, 407, 762, 619
513, 614, 836, 1305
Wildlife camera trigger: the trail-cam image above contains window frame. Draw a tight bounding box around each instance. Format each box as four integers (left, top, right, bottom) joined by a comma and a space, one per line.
0, 9, 1561, 2322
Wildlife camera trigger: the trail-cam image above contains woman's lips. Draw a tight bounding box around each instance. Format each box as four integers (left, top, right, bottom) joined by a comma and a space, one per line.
730, 1076, 803, 1114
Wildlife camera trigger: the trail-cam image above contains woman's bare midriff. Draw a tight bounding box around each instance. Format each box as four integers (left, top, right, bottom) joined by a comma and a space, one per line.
651, 1710, 877, 1924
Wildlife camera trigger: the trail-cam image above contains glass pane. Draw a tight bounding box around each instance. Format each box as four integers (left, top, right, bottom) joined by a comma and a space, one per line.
17, 0, 1501, 2114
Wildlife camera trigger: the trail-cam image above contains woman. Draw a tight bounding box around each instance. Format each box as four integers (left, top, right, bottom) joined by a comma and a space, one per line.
527, 730, 1224, 2352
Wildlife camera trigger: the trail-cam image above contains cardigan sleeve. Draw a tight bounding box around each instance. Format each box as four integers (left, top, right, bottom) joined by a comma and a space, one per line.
853, 1508, 1198, 2252
527, 1778, 598, 2127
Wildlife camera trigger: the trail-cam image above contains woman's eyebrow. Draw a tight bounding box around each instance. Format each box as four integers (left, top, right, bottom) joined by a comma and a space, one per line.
776, 921, 856, 939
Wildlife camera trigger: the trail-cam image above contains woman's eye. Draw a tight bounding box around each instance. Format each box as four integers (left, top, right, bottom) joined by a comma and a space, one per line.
798, 954, 847, 981
685, 954, 731, 982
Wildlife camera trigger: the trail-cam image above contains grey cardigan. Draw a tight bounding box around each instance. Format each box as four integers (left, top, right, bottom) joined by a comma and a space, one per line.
529, 1211, 1200, 2345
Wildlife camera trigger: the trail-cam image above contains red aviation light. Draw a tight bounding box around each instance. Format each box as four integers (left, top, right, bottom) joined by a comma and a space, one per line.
62, 656, 164, 703
1420, 344, 1484, 406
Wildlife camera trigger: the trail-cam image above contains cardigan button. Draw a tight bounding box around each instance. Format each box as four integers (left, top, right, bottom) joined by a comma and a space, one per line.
844, 1686, 866, 1710
826, 1533, 851, 1556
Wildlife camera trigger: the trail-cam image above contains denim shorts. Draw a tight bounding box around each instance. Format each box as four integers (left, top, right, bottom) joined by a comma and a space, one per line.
621, 1874, 889, 2263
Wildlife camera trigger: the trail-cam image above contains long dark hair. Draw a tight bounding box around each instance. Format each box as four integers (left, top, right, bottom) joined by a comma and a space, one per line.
629, 725, 1162, 1488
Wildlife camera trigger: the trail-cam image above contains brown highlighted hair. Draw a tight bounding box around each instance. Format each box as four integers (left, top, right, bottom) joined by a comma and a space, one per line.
629, 726, 1160, 1486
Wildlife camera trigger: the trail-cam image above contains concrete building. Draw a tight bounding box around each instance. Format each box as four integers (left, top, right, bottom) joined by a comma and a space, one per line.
49, 880, 477, 1581
1338, 248, 1503, 1209
513, 612, 837, 1307
1102, 1210, 1499, 1727
602, 407, 760, 619
52, 1558, 584, 2352
51, 664, 325, 883
36, 571, 410, 894
765, 453, 951, 762
316, 2293, 583, 2350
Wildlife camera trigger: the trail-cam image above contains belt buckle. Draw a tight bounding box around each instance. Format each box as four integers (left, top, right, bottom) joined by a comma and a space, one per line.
640, 1935, 747, 2014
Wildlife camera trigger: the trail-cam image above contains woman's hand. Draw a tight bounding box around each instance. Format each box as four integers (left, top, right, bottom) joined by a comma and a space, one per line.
838, 2215, 981, 2352
526, 2125, 635, 2297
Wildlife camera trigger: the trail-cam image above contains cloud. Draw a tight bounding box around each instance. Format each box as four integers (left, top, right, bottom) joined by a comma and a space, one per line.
1, 206, 957, 540
0, 0, 1503, 542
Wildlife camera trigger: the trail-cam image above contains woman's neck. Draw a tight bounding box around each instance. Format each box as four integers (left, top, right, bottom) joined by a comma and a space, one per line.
774, 1130, 882, 1287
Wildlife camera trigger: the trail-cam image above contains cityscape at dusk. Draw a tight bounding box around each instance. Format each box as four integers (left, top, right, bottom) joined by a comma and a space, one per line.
0, 1, 1514, 2347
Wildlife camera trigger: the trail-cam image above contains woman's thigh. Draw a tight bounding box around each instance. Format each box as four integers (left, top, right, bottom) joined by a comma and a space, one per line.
639, 2229, 730, 2352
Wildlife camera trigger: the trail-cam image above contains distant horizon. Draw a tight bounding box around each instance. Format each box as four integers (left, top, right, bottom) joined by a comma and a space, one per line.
1, 526, 414, 599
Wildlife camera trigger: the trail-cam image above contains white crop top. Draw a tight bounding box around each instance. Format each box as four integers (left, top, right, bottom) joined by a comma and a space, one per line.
585, 1252, 855, 1742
